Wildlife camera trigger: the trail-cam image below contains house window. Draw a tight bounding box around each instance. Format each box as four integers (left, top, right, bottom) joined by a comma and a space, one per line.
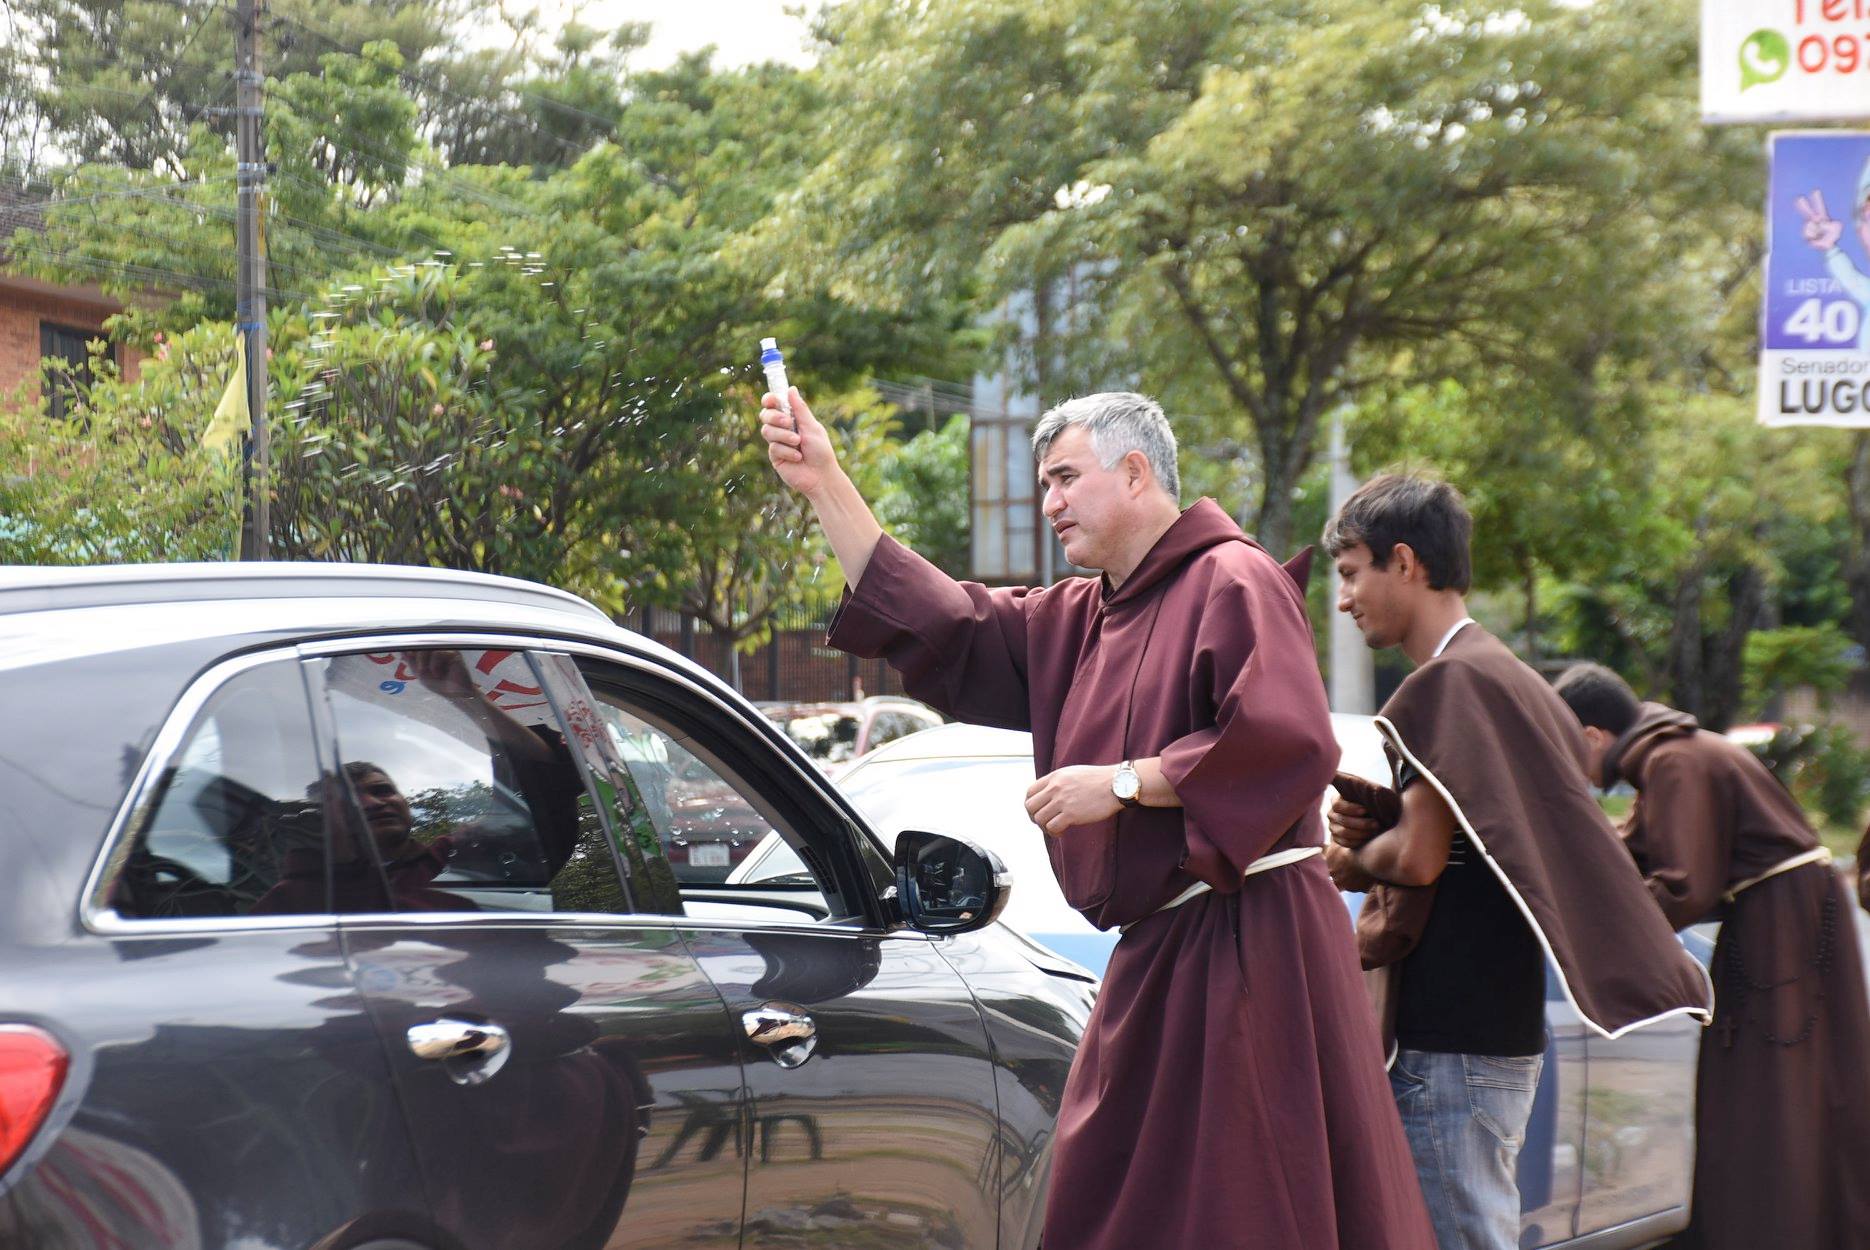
40, 322, 106, 421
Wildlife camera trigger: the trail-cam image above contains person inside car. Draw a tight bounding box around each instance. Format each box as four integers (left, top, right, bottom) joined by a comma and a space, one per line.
255, 650, 585, 914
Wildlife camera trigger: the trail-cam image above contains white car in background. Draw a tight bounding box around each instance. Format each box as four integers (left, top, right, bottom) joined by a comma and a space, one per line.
734, 715, 1388, 974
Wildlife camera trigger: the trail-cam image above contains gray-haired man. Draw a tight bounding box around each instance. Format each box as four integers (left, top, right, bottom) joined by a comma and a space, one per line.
759, 387, 1433, 1249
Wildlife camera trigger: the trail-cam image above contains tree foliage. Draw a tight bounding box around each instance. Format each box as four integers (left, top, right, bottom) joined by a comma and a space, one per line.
876, 412, 971, 576
5, 0, 1867, 727
801, 0, 1761, 556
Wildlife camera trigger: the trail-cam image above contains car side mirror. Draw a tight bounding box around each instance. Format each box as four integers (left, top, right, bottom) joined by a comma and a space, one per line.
892, 829, 1011, 936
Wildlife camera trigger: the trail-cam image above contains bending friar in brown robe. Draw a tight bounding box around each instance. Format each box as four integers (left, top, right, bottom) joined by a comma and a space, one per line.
1857, 817, 1869, 913
1605, 703, 1870, 1250
1355, 628, 1714, 1042
829, 499, 1435, 1249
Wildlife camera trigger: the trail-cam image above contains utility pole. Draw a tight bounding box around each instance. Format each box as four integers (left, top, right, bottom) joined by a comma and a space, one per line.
235, 0, 270, 560
1327, 406, 1375, 714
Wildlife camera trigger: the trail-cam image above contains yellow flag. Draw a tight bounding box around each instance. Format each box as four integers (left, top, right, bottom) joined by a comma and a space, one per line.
203, 338, 248, 457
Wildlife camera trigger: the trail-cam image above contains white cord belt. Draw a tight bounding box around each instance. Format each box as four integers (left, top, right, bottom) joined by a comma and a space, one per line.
1120, 845, 1324, 935
1722, 847, 1833, 903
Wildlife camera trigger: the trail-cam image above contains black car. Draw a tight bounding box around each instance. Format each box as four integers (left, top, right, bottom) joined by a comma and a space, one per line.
0, 563, 1092, 1250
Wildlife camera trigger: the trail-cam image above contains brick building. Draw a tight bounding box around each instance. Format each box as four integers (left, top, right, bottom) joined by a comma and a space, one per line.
0, 188, 142, 417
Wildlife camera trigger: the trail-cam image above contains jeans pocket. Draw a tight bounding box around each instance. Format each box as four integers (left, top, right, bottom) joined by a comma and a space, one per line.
1389, 1052, 1429, 1106
1463, 1053, 1541, 1148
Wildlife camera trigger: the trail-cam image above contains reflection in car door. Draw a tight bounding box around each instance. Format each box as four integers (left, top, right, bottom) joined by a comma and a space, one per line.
307, 645, 749, 1250
576, 659, 1009, 1250
1575, 983, 1699, 1238
1518, 965, 1587, 1247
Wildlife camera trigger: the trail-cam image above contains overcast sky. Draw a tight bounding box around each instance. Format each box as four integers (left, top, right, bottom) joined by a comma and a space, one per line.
522, 1, 816, 69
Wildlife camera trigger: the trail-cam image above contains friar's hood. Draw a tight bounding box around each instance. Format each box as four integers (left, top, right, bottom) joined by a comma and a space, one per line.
1104, 497, 1308, 606
1602, 702, 1699, 789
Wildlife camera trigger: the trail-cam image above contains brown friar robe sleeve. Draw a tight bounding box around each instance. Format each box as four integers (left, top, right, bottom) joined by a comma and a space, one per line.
1156, 557, 1339, 890
1626, 748, 1734, 930
825, 533, 1036, 731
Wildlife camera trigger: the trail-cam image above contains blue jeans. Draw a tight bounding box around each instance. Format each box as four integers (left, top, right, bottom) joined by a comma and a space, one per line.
1390, 1047, 1543, 1250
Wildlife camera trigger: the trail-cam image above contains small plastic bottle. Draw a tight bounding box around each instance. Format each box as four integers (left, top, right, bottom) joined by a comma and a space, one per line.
760, 338, 794, 430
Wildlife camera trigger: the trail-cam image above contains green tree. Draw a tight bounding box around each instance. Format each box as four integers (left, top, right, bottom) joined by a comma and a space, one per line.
802, 0, 1759, 556
0, 320, 240, 563
18, 0, 459, 176
6, 46, 958, 646
876, 412, 971, 575
1541, 396, 1841, 729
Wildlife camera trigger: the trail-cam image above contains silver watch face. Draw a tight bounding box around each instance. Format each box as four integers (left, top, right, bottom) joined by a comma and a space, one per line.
1113, 767, 1141, 800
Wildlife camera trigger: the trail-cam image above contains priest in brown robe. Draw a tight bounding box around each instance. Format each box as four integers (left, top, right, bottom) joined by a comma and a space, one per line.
759, 388, 1435, 1249
1554, 664, 1870, 1250
1322, 473, 1713, 1250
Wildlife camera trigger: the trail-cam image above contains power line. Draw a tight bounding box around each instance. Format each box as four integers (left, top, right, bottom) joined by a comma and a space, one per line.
51, 180, 407, 266
312, 126, 542, 217
2, 236, 310, 303
268, 168, 450, 256
115, 0, 233, 123
50, 209, 337, 291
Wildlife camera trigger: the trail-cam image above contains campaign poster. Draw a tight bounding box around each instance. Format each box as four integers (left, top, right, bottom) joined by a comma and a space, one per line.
1760, 131, 1870, 427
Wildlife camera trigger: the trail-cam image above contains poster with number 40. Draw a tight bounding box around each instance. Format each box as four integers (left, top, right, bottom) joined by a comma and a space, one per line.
1760, 131, 1870, 427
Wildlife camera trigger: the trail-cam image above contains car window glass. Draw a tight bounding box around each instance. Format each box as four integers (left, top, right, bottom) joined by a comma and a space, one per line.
530, 652, 684, 916
112, 659, 327, 920
316, 649, 629, 915
778, 709, 860, 763
576, 670, 840, 918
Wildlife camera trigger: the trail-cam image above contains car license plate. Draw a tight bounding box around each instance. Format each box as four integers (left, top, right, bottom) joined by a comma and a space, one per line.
690, 844, 730, 868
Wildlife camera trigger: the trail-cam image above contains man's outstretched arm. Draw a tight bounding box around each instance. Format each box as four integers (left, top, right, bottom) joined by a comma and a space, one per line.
760, 387, 883, 587
760, 385, 1035, 731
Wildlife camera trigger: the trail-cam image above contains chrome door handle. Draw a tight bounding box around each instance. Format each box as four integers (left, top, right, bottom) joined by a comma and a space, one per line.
408, 1018, 511, 1063
742, 1003, 816, 1068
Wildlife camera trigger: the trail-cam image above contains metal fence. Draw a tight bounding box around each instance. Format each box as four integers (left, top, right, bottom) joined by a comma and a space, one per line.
628, 603, 906, 704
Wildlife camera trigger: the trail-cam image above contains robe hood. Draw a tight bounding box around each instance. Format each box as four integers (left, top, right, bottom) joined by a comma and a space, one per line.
1603, 702, 1699, 789
1104, 498, 1312, 607
1103, 497, 1252, 606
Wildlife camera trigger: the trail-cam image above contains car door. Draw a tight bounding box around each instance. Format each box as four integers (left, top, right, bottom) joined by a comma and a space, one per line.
573, 655, 1008, 1250
1573, 958, 1701, 1242
304, 641, 748, 1250
1518, 965, 1588, 1247
51, 650, 435, 1249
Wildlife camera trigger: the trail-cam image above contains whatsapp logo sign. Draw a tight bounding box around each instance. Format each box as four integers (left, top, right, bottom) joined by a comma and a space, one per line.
1740, 28, 1790, 92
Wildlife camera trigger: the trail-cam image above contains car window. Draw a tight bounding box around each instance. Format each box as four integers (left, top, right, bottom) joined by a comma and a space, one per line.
576, 662, 855, 920
529, 651, 685, 916
111, 659, 327, 920
313, 649, 629, 916
780, 710, 862, 763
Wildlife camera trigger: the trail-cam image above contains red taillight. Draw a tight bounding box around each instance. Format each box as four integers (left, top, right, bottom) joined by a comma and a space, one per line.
0, 1025, 67, 1175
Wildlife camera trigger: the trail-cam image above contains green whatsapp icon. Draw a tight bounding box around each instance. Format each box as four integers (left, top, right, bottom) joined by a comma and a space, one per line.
1740, 29, 1790, 92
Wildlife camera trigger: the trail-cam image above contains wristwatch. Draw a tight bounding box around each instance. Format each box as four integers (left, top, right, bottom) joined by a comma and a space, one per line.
1112, 760, 1142, 809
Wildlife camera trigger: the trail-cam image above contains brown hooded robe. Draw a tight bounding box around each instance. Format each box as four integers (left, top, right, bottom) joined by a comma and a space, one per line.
1857, 818, 1870, 913
1609, 704, 1870, 1250
827, 499, 1434, 1250
1356, 627, 1714, 1043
